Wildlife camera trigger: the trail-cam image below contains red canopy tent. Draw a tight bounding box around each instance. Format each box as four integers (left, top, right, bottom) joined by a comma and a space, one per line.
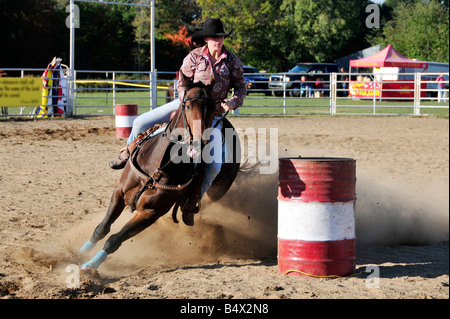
349, 44, 428, 69
348, 45, 428, 99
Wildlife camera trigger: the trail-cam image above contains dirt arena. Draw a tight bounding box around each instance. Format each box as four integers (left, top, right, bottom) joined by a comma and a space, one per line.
0, 115, 448, 300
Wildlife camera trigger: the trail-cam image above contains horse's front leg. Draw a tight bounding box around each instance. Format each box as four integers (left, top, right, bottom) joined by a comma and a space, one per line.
81, 208, 161, 270
80, 186, 126, 253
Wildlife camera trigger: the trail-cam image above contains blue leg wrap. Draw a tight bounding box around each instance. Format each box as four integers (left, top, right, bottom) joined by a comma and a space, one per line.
81, 250, 108, 270
80, 240, 96, 253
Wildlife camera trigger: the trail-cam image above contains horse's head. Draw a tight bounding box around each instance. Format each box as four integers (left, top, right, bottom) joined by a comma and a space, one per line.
173, 72, 215, 160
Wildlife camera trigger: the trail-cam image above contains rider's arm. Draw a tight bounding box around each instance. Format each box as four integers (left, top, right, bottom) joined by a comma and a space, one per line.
222, 54, 246, 111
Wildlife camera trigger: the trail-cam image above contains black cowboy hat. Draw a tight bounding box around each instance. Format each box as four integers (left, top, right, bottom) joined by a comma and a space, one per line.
191, 19, 232, 45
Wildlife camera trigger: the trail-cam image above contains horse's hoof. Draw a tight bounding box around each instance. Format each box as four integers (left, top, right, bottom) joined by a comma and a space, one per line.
80, 265, 101, 279
81, 263, 93, 271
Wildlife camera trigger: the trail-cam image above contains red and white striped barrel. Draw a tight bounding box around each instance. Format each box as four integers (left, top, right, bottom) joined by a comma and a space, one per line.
277, 157, 356, 277
115, 104, 138, 138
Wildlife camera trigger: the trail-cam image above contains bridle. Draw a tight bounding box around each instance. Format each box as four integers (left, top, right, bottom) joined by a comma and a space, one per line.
172, 94, 229, 139
163, 92, 213, 145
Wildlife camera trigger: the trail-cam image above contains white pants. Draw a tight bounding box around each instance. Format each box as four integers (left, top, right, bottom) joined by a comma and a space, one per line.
201, 117, 223, 197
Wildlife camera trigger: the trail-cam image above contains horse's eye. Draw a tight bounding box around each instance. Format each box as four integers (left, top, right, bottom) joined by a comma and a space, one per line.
185, 104, 190, 110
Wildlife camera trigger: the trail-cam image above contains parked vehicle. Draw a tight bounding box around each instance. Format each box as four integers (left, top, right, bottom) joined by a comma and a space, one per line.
243, 66, 270, 96
269, 63, 339, 97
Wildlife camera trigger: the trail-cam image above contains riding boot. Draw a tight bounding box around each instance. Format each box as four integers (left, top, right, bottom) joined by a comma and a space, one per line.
109, 124, 163, 170
108, 147, 130, 169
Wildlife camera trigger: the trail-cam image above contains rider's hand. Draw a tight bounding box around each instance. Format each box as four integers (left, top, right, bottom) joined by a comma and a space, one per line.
221, 100, 234, 111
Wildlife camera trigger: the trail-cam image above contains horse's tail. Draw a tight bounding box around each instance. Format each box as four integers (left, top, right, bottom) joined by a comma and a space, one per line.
238, 158, 262, 175
172, 202, 180, 223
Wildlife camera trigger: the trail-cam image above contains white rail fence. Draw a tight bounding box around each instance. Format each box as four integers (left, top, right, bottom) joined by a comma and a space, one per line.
1, 68, 448, 118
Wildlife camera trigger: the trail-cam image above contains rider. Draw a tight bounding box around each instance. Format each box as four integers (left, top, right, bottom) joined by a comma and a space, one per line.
108, 18, 246, 224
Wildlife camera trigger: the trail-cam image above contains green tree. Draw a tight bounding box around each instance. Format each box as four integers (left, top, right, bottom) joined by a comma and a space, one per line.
375, 0, 449, 62
132, 0, 201, 71
197, 0, 284, 71
197, 0, 372, 71
132, 0, 201, 41
279, 0, 370, 64
0, 0, 140, 70
0, 0, 67, 67
74, 2, 136, 70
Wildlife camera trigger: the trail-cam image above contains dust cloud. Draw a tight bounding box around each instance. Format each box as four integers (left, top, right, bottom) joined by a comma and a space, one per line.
61, 166, 448, 274
355, 172, 449, 246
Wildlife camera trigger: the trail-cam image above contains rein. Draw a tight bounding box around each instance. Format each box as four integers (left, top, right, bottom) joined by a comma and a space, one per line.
213, 109, 229, 128
161, 94, 213, 145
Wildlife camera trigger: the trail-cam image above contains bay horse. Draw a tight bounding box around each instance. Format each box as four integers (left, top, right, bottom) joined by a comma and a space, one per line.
79, 72, 241, 270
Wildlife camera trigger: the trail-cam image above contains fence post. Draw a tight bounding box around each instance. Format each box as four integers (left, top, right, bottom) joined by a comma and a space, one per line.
330, 72, 337, 115
68, 69, 77, 116
150, 70, 157, 110
414, 72, 421, 116
65, 70, 71, 116
373, 79, 377, 115
20, 70, 25, 115
73, 69, 78, 116
65, 69, 72, 116
283, 78, 286, 114
112, 72, 116, 114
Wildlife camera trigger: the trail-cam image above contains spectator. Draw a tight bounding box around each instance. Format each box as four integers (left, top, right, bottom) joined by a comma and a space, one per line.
299, 75, 311, 97
436, 73, 446, 103
342, 76, 349, 97
338, 67, 348, 97
314, 77, 323, 97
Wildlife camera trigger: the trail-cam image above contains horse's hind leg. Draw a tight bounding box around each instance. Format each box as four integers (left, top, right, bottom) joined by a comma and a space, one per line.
81, 209, 159, 270
80, 187, 126, 253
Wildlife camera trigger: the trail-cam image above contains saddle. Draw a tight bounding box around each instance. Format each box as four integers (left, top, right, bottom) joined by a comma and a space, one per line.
128, 123, 164, 153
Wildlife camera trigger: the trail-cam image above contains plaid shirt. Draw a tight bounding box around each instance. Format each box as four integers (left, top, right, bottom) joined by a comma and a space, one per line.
178, 45, 246, 114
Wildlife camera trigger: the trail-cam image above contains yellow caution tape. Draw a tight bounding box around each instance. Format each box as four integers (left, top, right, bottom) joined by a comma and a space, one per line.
75, 80, 168, 89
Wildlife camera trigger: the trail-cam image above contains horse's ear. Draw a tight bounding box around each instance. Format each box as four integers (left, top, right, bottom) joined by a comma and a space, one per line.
178, 71, 191, 87
205, 74, 215, 88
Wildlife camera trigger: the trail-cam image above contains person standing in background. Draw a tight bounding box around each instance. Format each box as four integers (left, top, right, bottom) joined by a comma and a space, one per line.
436, 73, 446, 103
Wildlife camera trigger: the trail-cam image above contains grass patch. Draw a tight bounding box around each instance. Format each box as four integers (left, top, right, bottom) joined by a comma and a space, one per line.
2, 91, 448, 119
